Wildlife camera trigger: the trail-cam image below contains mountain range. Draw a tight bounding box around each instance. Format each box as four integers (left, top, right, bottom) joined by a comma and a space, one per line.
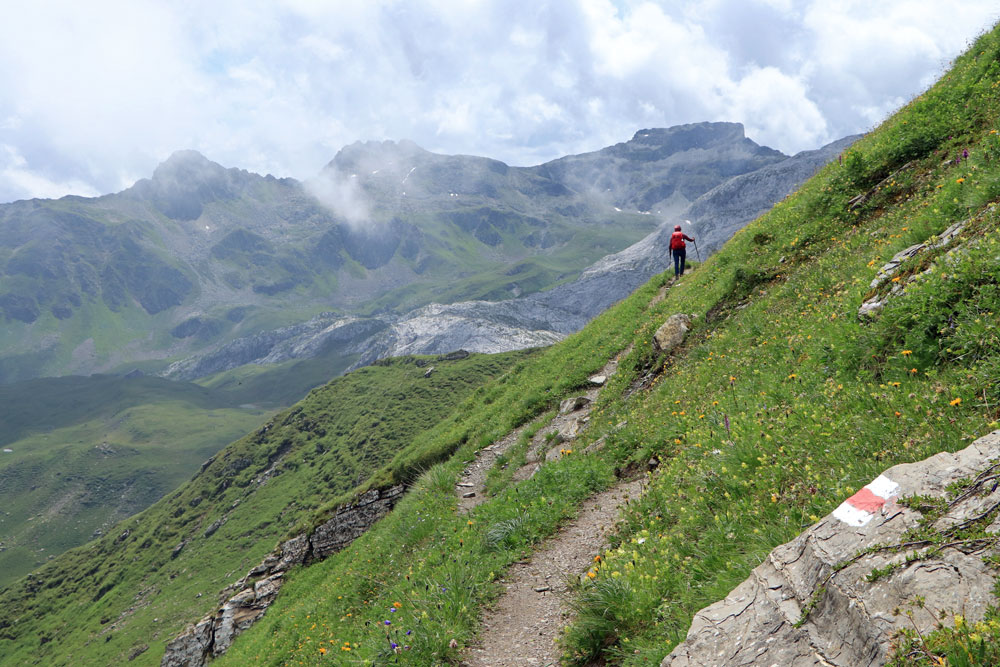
0, 122, 852, 587
0, 122, 844, 384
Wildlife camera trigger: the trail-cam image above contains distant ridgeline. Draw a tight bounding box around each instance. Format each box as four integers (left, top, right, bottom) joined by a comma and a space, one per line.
0, 122, 846, 384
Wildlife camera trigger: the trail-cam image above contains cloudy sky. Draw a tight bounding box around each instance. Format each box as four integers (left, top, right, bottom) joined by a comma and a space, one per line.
1, 0, 997, 203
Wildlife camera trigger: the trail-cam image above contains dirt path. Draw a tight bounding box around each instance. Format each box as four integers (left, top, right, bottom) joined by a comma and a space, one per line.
462, 478, 644, 666
457, 423, 532, 513
456, 348, 629, 513
455, 292, 667, 664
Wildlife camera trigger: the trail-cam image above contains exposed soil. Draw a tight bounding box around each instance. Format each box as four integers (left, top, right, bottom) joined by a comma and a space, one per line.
462, 478, 644, 667
456, 344, 646, 666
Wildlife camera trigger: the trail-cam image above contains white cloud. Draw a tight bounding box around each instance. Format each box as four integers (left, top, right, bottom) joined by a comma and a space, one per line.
725, 66, 828, 152
1, 145, 100, 201
0, 0, 997, 202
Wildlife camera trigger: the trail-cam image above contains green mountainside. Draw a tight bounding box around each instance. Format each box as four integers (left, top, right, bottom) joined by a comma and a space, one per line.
0, 123, 787, 384
3, 23, 1000, 667
212, 24, 1000, 666
0, 350, 526, 665
0, 334, 383, 588
0, 374, 275, 589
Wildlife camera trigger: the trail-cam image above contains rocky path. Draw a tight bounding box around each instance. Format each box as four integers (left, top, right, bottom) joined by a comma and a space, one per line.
463, 478, 644, 667
456, 349, 628, 513
457, 423, 533, 514
456, 347, 643, 666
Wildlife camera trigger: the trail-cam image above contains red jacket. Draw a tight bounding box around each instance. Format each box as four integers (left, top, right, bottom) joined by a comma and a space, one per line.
670, 231, 694, 250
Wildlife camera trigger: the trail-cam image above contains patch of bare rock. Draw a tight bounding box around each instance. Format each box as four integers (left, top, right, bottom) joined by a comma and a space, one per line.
663, 429, 1000, 667
161, 485, 405, 666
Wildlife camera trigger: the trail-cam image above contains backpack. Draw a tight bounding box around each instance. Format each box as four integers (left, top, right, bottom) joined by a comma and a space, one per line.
669, 231, 685, 250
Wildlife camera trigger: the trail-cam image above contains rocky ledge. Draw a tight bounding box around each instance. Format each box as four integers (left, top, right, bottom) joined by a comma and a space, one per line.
162, 485, 405, 666
663, 429, 1000, 666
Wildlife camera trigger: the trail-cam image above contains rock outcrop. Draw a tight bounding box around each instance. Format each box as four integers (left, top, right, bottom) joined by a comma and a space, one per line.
663, 429, 1000, 667
653, 314, 692, 353
859, 219, 968, 319
161, 485, 405, 666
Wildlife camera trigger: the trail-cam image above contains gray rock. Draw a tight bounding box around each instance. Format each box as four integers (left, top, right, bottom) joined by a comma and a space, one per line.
870, 242, 925, 289
859, 220, 969, 319
160, 616, 213, 667
274, 535, 309, 572
663, 429, 1000, 667
857, 297, 886, 319
309, 485, 405, 560
653, 314, 692, 353
213, 585, 266, 656
559, 396, 591, 415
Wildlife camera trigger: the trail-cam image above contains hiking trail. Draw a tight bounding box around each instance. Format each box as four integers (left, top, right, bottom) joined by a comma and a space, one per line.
456, 347, 644, 665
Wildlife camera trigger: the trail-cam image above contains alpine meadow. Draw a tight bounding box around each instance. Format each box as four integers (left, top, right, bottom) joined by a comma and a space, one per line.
4, 18, 1000, 667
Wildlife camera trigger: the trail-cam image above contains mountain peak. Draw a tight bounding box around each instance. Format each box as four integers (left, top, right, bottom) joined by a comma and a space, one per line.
152, 150, 226, 183
633, 121, 743, 143
626, 122, 762, 155
327, 139, 430, 173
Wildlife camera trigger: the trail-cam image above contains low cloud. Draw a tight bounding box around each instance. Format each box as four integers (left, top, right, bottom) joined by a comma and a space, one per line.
0, 1, 998, 202
304, 172, 372, 229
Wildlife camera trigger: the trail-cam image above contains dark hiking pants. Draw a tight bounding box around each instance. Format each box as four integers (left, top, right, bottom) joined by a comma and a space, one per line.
673, 247, 686, 276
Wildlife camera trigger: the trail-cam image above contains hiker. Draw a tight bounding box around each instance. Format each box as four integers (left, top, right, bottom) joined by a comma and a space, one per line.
669, 224, 695, 277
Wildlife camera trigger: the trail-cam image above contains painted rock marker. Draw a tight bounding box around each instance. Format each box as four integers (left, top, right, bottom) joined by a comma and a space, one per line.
832, 474, 899, 527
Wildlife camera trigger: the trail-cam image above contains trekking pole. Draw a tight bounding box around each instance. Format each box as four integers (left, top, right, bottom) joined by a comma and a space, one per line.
685, 220, 702, 264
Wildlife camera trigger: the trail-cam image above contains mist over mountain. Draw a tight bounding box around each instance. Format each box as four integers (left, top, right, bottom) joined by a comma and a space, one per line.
0, 122, 809, 384
163, 130, 854, 379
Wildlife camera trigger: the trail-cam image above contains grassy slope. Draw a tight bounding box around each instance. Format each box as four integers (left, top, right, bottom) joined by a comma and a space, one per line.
0, 338, 380, 588
0, 376, 273, 588
210, 25, 1000, 667
0, 351, 524, 666
5, 26, 1000, 667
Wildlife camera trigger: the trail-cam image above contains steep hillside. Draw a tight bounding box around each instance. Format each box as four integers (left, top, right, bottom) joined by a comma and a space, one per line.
0, 123, 790, 384
210, 23, 997, 667
5, 25, 1000, 667
0, 374, 272, 589
0, 125, 846, 605
0, 350, 526, 665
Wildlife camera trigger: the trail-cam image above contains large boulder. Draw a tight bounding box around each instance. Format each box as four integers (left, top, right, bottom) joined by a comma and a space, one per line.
663, 429, 1000, 666
653, 314, 692, 353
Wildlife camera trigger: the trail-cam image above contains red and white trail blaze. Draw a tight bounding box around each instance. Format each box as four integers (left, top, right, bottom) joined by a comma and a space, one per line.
832, 474, 900, 527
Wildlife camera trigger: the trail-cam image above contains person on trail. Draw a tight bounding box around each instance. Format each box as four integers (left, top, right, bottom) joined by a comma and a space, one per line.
669, 224, 695, 278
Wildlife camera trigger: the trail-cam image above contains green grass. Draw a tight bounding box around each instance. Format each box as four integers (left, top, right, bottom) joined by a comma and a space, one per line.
5, 22, 1000, 667
0, 375, 273, 588
0, 351, 523, 666
218, 22, 1000, 667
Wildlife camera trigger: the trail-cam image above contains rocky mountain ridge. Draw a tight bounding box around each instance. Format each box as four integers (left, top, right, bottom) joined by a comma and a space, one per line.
0, 122, 830, 383
164, 132, 854, 380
